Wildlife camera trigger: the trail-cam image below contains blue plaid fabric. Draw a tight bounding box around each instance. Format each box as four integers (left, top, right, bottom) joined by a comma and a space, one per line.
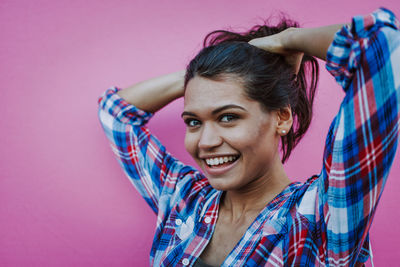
98, 8, 400, 266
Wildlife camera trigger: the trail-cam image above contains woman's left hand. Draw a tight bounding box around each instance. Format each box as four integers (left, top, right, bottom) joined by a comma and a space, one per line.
248, 28, 304, 74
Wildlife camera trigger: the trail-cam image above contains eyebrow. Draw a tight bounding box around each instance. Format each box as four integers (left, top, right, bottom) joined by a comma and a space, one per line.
181, 104, 247, 118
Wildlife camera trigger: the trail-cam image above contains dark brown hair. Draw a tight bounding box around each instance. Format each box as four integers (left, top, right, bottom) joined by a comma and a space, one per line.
184, 19, 319, 163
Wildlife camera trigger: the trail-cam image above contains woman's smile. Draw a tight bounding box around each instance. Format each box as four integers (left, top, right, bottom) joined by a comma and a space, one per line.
201, 154, 241, 176
182, 75, 282, 191
204, 154, 240, 167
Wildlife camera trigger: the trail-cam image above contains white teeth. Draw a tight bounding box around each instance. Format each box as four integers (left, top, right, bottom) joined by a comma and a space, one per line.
205, 155, 238, 166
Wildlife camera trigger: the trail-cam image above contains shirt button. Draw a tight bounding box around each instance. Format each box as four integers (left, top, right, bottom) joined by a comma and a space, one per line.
204, 216, 212, 224
175, 219, 182, 226
182, 258, 190, 266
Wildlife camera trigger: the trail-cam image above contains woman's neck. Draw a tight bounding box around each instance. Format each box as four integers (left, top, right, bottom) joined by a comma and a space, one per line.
221, 158, 291, 222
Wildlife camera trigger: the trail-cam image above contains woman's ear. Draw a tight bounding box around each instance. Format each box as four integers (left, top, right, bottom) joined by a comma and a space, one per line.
276, 107, 293, 136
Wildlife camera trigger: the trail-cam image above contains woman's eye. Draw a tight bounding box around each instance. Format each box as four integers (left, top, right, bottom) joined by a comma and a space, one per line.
184, 119, 201, 127
220, 114, 238, 123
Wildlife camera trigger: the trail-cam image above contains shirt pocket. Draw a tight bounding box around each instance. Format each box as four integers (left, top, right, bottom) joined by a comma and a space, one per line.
156, 209, 196, 261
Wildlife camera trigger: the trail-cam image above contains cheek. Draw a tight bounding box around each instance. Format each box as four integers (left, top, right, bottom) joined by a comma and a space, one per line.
221, 126, 246, 142
184, 132, 197, 156
229, 123, 277, 155
230, 121, 269, 143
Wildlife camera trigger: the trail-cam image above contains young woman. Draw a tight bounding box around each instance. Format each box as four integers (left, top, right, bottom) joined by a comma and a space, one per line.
98, 8, 399, 266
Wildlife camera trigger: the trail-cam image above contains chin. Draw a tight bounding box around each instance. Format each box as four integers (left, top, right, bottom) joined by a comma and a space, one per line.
206, 178, 240, 191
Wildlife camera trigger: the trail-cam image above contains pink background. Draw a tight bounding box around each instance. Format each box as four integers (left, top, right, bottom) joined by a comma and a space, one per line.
1, 0, 399, 266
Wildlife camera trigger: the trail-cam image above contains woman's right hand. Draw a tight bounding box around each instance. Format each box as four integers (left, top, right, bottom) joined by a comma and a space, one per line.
249, 24, 346, 63
248, 28, 304, 74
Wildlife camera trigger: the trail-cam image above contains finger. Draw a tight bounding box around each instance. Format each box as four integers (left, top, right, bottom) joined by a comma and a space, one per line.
285, 52, 304, 75
248, 36, 284, 54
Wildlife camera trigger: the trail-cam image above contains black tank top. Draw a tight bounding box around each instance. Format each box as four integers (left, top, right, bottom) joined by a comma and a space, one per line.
193, 257, 217, 267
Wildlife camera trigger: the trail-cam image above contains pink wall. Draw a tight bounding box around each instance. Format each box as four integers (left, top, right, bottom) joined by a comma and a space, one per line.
1, 0, 399, 266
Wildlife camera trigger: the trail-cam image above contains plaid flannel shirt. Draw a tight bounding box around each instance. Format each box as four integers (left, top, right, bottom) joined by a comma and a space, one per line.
98, 8, 400, 267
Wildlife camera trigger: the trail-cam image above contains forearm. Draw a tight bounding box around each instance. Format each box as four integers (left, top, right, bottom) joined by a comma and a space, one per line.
283, 24, 347, 61
117, 70, 185, 113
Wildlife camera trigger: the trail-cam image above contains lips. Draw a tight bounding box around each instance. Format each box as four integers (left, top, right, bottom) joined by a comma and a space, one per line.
205, 155, 239, 167
201, 154, 241, 176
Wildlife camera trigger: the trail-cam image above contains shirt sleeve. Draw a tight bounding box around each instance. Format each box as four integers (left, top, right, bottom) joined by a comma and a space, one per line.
97, 86, 197, 214
318, 8, 400, 264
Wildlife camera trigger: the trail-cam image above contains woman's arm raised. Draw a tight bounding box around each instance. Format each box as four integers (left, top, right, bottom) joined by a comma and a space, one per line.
97, 69, 194, 215
252, 8, 400, 265
117, 69, 185, 113
248, 23, 346, 67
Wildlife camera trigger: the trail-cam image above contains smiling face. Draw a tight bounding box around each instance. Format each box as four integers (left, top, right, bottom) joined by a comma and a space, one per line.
183, 75, 283, 191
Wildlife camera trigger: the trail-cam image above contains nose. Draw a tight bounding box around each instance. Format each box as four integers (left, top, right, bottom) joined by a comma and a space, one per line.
198, 123, 222, 150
